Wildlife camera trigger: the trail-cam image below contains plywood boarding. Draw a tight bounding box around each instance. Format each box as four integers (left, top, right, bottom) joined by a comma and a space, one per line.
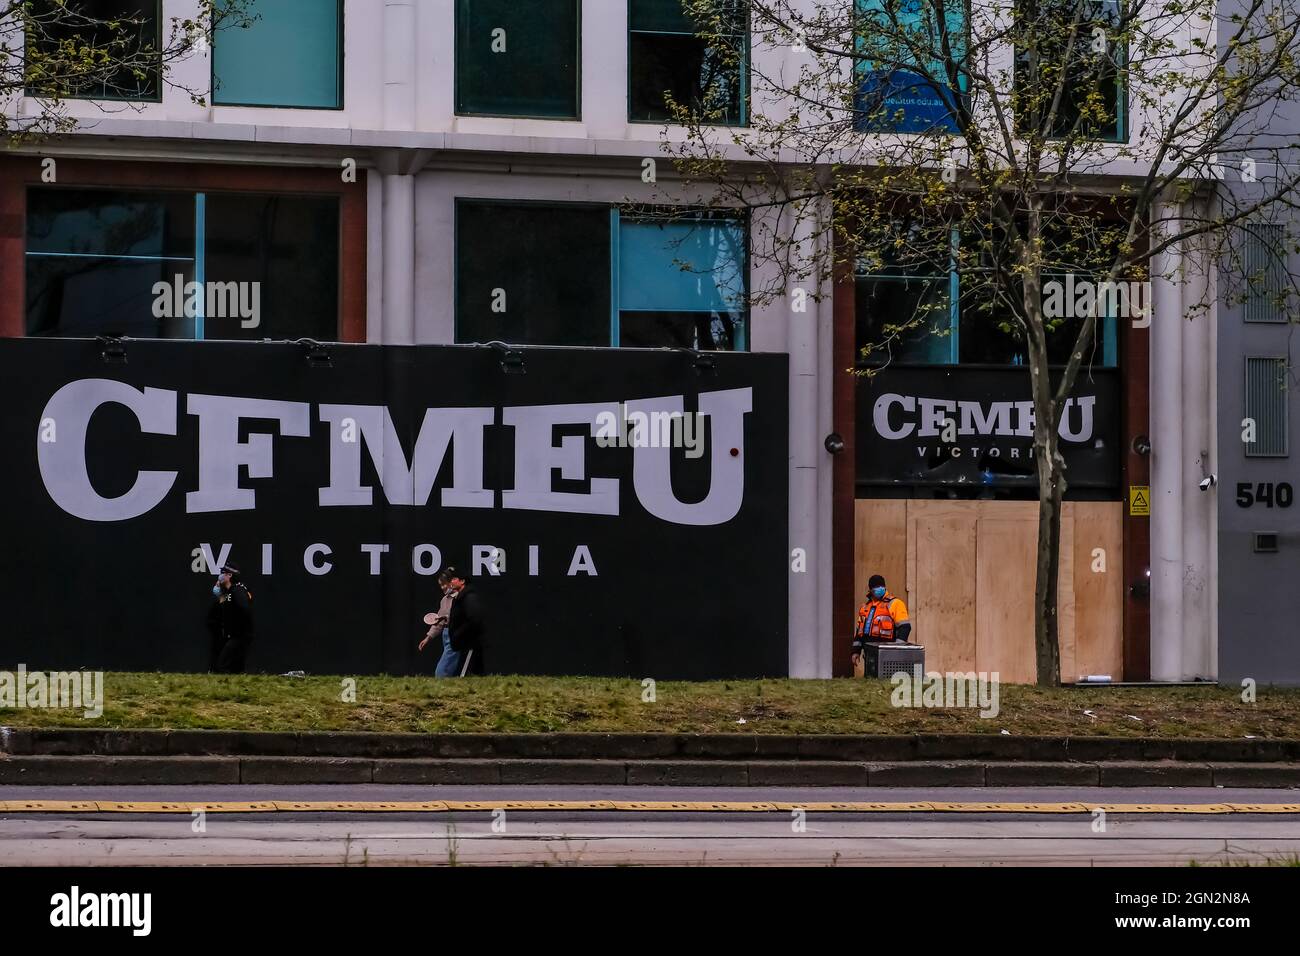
1069, 501, 1124, 681
975, 514, 1039, 683
851, 499, 1124, 682
854, 499, 906, 613
911, 513, 977, 673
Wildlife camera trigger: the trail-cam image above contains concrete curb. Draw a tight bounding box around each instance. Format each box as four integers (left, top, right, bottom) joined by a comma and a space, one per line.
1, 754, 1298, 787
5, 728, 1300, 763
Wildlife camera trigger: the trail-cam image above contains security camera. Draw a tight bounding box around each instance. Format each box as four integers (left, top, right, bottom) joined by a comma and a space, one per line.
824, 433, 846, 455
1199, 474, 1218, 491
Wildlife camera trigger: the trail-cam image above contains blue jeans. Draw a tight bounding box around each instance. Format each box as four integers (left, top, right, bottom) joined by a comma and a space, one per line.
434, 628, 465, 677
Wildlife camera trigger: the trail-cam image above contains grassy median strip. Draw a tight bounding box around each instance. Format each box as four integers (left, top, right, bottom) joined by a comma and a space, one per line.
1, 673, 1299, 737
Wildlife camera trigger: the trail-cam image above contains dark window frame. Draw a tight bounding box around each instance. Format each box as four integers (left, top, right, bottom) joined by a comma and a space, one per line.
1012, 0, 1129, 144
24, 183, 344, 342
626, 0, 751, 128
24, 0, 164, 103
453, 0, 583, 120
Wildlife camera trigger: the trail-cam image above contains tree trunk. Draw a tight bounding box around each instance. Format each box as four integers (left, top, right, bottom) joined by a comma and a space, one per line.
1033, 431, 1065, 687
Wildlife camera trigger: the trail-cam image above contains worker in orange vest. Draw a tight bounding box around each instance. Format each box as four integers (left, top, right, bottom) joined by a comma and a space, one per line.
851, 574, 912, 670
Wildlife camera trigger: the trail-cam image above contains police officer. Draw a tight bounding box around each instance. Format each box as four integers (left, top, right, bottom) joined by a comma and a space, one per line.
851, 574, 911, 671
208, 564, 254, 673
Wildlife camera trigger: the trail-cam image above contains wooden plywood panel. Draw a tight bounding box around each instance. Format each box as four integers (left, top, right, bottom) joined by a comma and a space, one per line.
1058, 504, 1077, 682
911, 511, 977, 673
1070, 501, 1125, 681
976, 517, 1038, 683
854, 499, 907, 615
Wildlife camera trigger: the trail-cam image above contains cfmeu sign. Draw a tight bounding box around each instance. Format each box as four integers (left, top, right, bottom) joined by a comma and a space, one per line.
36, 379, 752, 527
7, 340, 790, 678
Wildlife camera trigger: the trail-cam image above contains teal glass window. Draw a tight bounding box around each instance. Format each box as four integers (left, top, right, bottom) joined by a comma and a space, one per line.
212, 0, 342, 108
628, 0, 748, 125
617, 215, 748, 349
25, 0, 161, 101
455, 0, 580, 118
855, 0, 967, 133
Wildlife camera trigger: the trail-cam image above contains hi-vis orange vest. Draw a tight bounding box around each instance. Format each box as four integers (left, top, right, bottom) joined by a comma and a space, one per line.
856, 593, 909, 640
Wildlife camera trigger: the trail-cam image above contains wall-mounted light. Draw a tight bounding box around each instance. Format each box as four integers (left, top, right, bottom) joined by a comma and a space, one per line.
97, 335, 127, 365
485, 341, 526, 375
297, 338, 332, 369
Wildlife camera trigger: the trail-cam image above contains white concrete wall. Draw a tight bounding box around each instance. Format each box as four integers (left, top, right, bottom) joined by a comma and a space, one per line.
1149, 198, 1218, 681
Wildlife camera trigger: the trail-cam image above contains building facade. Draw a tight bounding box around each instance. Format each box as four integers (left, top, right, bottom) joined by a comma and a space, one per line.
1, 0, 1281, 681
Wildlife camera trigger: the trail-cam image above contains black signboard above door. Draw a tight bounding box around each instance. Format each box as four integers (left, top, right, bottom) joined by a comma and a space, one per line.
856, 365, 1121, 496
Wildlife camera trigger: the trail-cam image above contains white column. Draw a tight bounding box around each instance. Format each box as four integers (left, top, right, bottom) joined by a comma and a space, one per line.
787, 201, 822, 678
381, 171, 415, 345
1150, 200, 1184, 680
1180, 210, 1214, 680
384, 1, 417, 131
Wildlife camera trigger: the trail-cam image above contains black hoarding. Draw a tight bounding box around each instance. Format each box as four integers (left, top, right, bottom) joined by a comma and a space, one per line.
856, 365, 1121, 494
0, 339, 789, 678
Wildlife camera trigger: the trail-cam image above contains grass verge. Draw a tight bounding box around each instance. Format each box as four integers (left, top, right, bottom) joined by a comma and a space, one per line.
1, 672, 1298, 737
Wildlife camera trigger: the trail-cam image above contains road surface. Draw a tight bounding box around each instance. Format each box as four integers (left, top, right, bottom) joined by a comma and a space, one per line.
2, 785, 1297, 866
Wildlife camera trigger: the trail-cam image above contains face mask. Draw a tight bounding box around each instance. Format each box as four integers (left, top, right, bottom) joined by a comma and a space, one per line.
872, 587, 886, 600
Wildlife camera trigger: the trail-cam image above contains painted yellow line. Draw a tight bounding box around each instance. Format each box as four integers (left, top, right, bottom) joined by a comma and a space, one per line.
1, 800, 1299, 814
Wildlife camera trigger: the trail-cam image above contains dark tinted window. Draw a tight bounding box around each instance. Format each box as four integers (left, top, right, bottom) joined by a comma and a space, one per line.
629, 0, 747, 124
203, 194, 340, 341
25, 0, 161, 100
456, 201, 611, 346
455, 0, 580, 118
1013, 0, 1125, 141
26, 188, 195, 338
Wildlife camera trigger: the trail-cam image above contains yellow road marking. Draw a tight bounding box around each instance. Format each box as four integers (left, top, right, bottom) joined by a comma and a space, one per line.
0, 800, 1298, 814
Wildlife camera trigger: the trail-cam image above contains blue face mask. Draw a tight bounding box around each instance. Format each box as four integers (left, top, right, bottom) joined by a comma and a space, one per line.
872, 587, 886, 600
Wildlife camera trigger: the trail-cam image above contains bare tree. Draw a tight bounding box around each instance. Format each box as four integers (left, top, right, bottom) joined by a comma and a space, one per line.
662, 0, 1300, 684
2, 0, 253, 145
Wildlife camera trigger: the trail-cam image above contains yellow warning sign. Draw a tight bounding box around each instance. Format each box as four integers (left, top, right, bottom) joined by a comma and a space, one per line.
1129, 485, 1150, 516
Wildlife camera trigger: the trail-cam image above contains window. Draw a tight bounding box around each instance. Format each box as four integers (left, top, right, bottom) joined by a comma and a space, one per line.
456, 200, 749, 349
628, 0, 748, 126
455, 0, 580, 118
456, 201, 611, 346
1243, 224, 1288, 323
618, 214, 747, 348
1244, 357, 1289, 457
855, 0, 967, 133
1013, 0, 1126, 142
854, 221, 1120, 367
25, 0, 161, 101
212, 0, 342, 108
25, 187, 340, 341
